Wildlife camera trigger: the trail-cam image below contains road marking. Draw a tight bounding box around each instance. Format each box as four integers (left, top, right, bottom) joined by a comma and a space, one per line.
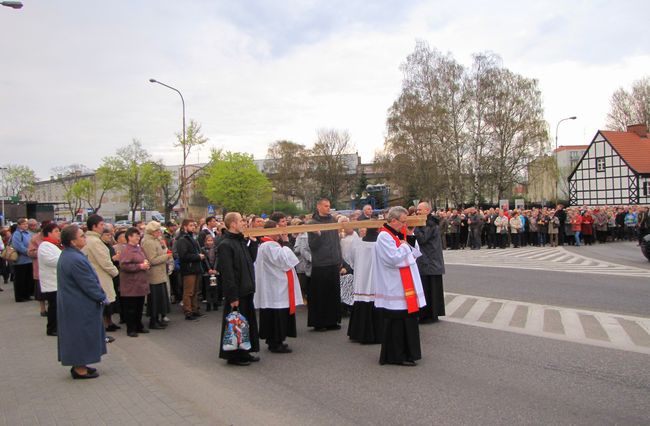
443, 247, 650, 278
441, 293, 650, 355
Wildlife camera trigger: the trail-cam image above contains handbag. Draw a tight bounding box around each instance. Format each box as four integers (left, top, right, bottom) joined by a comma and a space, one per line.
221, 309, 251, 351
1, 244, 18, 262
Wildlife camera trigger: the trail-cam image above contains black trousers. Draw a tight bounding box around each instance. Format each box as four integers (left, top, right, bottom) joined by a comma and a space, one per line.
450, 233, 459, 250
379, 309, 421, 365
307, 265, 341, 328
12, 263, 34, 302
121, 296, 145, 333
418, 275, 445, 321
44, 291, 57, 334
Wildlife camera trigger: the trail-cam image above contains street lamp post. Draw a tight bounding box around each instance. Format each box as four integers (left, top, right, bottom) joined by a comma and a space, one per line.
554, 116, 577, 202
149, 78, 186, 216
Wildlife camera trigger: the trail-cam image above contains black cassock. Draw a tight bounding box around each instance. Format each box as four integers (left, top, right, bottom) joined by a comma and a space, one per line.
307, 265, 341, 328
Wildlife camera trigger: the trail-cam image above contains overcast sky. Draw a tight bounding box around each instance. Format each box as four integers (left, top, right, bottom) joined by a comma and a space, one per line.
1, 0, 648, 180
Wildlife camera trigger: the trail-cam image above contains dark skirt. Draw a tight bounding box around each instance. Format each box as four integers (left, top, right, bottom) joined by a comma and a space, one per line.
259, 308, 297, 345
307, 265, 341, 328
34, 279, 45, 301
146, 283, 171, 319
379, 309, 421, 365
418, 275, 445, 321
347, 301, 384, 344
219, 294, 260, 360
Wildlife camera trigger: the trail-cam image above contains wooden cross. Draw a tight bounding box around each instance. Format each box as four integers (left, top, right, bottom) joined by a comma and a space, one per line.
243, 215, 427, 237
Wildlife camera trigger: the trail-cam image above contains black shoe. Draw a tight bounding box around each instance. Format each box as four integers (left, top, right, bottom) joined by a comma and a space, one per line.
84, 366, 97, 374
137, 329, 150, 334
205, 304, 212, 312
105, 324, 121, 332
127, 332, 138, 337
325, 324, 341, 330
185, 315, 198, 321
148, 324, 165, 330
398, 360, 417, 367
269, 345, 292, 354
105, 335, 116, 343
70, 368, 99, 379
244, 354, 260, 362
227, 359, 251, 366
46, 331, 57, 336
192, 312, 204, 318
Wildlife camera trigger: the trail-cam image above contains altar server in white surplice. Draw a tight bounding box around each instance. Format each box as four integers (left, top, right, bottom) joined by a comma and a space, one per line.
254, 220, 304, 354
372, 206, 426, 366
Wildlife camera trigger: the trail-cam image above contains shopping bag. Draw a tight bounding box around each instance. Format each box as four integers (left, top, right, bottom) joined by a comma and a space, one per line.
221, 310, 251, 351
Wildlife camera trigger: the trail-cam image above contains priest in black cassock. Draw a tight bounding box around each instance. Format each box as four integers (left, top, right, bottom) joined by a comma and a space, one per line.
217, 212, 260, 366
414, 202, 446, 323
307, 198, 343, 331
373, 206, 427, 366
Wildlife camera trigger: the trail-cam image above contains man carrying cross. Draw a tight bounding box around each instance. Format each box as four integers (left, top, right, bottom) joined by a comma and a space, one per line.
254, 220, 304, 353
373, 206, 427, 366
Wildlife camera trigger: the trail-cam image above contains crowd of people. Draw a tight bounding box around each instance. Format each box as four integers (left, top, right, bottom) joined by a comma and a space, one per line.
429, 204, 648, 250
0, 201, 645, 377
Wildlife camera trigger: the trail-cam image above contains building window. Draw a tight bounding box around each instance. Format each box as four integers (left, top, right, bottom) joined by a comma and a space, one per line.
596, 157, 605, 172
644, 181, 649, 197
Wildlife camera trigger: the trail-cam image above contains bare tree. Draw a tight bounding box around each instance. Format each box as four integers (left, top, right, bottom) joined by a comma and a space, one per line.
310, 129, 356, 208
606, 76, 650, 130
265, 140, 310, 204
484, 68, 548, 201
164, 119, 209, 220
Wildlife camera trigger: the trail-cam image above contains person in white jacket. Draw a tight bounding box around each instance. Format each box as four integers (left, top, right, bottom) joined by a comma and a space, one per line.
254, 220, 304, 353
37, 223, 63, 336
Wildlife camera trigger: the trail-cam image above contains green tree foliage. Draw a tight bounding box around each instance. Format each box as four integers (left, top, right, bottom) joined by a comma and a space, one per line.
102, 140, 168, 221
201, 151, 272, 214
1, 164, 37, 200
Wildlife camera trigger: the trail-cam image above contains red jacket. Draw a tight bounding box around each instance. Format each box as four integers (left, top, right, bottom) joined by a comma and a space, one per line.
119, 244, 150, 297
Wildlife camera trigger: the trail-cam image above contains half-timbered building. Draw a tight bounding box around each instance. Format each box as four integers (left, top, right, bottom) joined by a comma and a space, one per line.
568, 124, 650, 206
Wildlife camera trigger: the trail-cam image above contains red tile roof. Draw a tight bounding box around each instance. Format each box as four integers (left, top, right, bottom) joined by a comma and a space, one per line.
553, 145, 589, 153
601, 130, 650, 174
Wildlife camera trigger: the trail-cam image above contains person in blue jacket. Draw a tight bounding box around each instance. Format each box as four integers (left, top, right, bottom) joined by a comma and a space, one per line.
10, 218, 34, 302
57, 224, 108, 379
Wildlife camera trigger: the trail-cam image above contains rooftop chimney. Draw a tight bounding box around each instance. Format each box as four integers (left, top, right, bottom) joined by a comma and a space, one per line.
627, 123, 648, 138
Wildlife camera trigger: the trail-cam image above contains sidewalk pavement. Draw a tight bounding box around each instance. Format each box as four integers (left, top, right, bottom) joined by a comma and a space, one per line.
0, 283, 219, 426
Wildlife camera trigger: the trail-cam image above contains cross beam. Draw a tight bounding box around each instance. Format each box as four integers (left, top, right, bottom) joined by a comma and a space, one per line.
243, 216, 427, 237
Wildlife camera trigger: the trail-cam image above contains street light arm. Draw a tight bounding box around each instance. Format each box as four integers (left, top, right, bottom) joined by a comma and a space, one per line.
555, 116, 577, 151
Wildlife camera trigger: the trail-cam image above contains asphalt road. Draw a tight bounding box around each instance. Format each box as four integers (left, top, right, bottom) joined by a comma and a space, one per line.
1, 241, 649, 425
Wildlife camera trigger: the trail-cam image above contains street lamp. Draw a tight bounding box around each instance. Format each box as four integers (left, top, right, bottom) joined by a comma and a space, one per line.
149, 78, 187, 215
1, 1, 23, 9
554, 116, 577, 202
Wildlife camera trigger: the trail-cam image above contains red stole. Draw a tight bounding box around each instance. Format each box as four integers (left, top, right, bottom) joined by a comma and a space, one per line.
260, 237, 296, 315
379, 226, 419, 314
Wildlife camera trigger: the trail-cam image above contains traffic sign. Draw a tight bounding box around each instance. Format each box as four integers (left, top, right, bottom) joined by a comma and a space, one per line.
0, 196, 19, 202
207, 204, 215, 215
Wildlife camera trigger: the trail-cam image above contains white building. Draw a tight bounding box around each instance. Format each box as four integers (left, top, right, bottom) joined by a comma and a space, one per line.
568, 124, 650, 206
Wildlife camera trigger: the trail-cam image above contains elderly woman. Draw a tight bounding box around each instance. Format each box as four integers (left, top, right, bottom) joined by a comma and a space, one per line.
141, 221, 172, 330
38, 223, 62, 336
57, 224, 108, 379
119, 227, 151, 337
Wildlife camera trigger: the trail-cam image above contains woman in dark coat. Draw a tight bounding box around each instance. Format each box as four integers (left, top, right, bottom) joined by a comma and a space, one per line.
119, 227, 151, 337
57, 224, 107, 379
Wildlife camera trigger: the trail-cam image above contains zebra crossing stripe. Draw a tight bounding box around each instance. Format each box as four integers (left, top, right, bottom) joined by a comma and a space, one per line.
442, 293, 650, 355
443, 246, 650, 278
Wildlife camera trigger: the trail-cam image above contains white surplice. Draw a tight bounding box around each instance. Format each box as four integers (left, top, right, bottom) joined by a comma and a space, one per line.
253, 241, 304, 309
372, 230, 427, 311
351, 241, 376, 303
